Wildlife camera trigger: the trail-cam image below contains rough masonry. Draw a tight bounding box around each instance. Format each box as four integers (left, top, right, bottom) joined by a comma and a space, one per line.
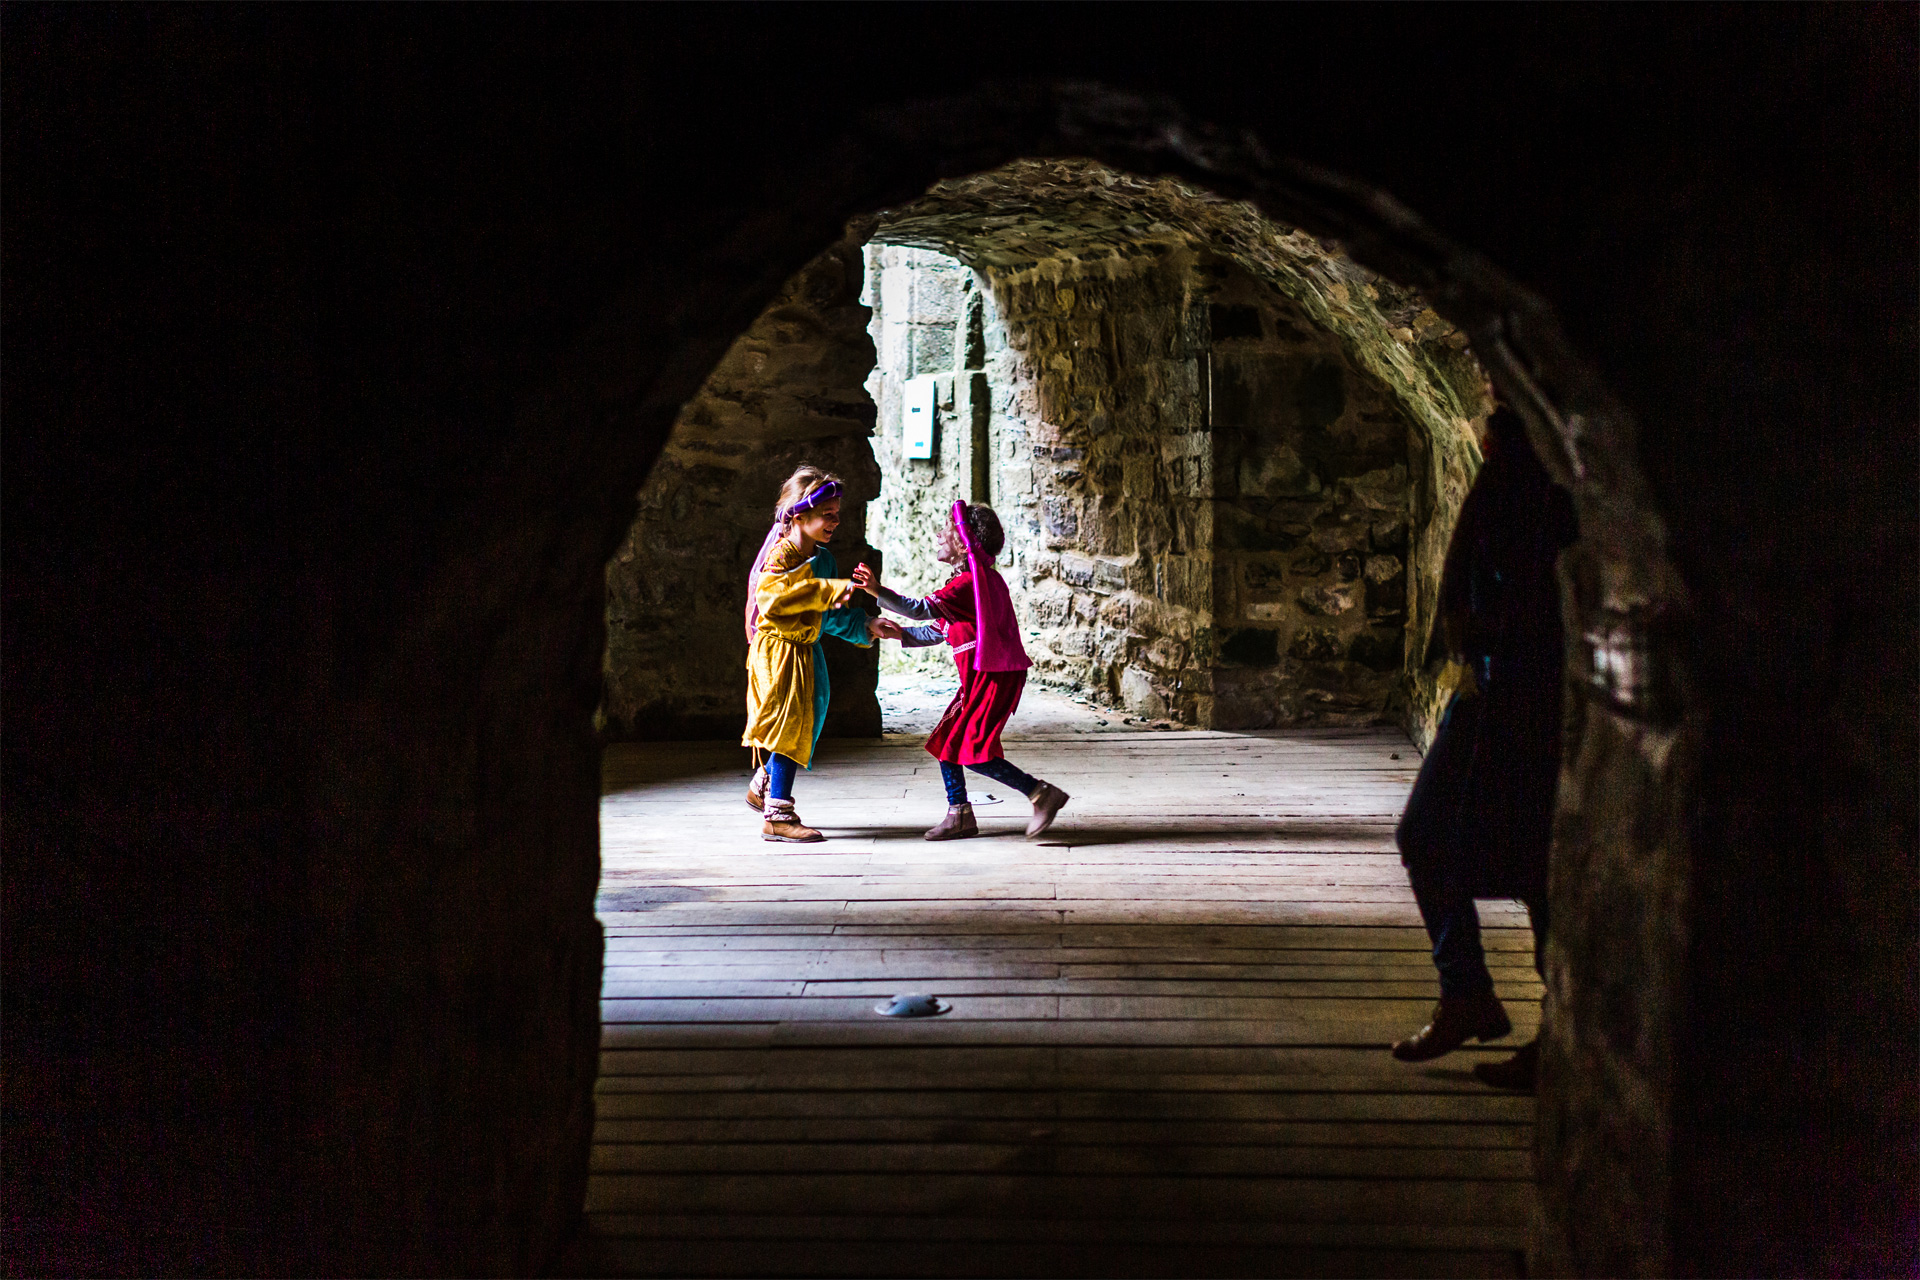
861, 161, 1492, 740
609, 161, 1493, 748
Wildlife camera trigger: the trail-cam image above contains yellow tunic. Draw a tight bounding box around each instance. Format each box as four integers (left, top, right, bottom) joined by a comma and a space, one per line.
742, 538, 854, 768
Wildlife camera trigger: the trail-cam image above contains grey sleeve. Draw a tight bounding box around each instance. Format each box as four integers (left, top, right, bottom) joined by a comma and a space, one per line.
898, 622, 946, 648
874, 584, 938, 621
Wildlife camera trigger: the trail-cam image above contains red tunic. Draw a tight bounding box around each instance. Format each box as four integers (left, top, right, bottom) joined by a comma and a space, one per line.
921, 570, 1027, 765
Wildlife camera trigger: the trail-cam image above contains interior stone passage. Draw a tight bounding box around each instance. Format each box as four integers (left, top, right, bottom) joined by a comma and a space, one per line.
603, 160, 1493, 750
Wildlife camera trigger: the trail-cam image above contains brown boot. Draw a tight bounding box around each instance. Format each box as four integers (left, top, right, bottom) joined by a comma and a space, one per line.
1025, 781, 1069, 838
924, 804, 979, 841
761, 799, 824, 843
1390, 991, 1512, 1062
745, 766, 767, 811
1472, 1039, 1539, 1091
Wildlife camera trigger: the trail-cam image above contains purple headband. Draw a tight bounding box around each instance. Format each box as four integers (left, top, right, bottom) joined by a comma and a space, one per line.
784, 479, 842, 519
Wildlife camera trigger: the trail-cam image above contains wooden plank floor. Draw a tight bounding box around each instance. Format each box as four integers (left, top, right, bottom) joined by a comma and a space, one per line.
579, 727, 1541, 1278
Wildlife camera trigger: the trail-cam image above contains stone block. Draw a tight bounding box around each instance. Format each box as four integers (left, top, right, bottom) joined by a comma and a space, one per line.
1042, 497, 1080, 540
1121, 452, 1157, 496
909, 325, 955, 378
1298, 583, 1359, 616
1145, 635, 1189, 671
1310, 522, 1367, 554
1289, 627, 1344, 661
1217, 508, 1310, 552
1290, 545, 1332, 574
1156, 555, 1210, 612
1119, 666, 1169, 719
1056, 553, 1097, 588
1369, 516, 1409, 552
1365, 553, 1404, 582
1094, 557, 1131, 591
1238, 444, 1322, 499
1346, 463, 1409, 509
1365, 556, 1407, 617
878, 320, 915, 374
910, 269, 964, 323
1243, 559, 1287, 591
1348, 627, 1405, 672
1220, 627, 1280, 666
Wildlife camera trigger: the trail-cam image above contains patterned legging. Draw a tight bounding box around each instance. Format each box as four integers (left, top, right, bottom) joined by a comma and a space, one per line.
939, 758, 1040, 806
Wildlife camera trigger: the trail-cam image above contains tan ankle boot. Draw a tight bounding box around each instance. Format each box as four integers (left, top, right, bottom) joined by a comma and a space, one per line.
745, 766, 767, 811
924, 804, 979, 841
1025, 781, 1070, 838
761, 800, 823, 843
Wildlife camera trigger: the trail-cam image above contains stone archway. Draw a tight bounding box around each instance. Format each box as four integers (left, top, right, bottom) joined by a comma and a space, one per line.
570, 86, 1693, 1275
12, 2, 1909, 1268
604, 158, 1497, 748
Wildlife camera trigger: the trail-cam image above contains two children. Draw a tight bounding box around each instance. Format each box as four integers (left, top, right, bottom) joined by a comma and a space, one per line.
742, 466, 1067, 843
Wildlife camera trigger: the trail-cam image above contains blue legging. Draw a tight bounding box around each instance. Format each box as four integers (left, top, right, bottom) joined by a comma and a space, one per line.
764, 753, 797, 802
940, 758, 1040, 807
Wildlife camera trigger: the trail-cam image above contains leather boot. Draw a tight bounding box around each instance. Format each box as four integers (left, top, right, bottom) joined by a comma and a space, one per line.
1473, 1039, 1539, 1091
761, 800, 824, 843
924, 804, 979, 841
1390, 991, 1512, 1061
1025, 781, 1070, 838
745, 766, 767, 811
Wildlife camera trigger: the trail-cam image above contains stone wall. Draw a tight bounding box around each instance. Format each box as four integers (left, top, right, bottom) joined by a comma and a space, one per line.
981, 245, 1217, 722
1205, 261, 1416, 728
622, 163, 1490, 744
601, 238, 882, 740
17, 24, 1904, 1276
864, 164, 1492, 739
861, 245, 978, 676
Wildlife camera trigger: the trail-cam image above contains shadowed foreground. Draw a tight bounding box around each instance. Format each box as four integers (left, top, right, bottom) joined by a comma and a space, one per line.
579, 729, 1540, 1278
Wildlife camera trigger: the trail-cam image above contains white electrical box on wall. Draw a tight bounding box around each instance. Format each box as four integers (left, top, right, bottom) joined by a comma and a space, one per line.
903, 376, 937, 460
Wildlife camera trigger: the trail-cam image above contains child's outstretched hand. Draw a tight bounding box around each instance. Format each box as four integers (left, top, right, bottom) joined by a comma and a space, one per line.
868, 616, 904, 642
851, 562, 880, 593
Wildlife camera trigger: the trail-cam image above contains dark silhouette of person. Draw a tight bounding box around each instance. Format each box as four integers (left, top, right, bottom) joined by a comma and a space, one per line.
1390, 407, 1579, 1090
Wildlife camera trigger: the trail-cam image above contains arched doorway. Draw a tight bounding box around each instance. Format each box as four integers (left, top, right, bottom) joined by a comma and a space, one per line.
580, 94, 1691, 1277
11, 12, 1907, 1275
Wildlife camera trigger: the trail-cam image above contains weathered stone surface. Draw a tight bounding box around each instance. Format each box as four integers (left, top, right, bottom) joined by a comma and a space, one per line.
12, 27, 1907, 1280
862, 246, 981, 678
859, 162, 1492, 735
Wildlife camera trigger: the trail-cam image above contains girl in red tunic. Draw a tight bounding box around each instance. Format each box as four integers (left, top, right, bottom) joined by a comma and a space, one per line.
853, 502, 1070, 841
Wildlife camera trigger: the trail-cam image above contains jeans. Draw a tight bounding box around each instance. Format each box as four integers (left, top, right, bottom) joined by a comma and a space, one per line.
939, 758, 1039, 807
764, 752, 797, 802
1407, 862, 1548, 999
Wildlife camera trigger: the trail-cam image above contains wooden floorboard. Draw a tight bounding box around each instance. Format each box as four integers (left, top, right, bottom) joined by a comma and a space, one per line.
578, 728, 1540, 1279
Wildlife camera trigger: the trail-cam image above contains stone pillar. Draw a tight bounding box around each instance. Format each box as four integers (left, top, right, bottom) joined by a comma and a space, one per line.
958, 289, 991, 503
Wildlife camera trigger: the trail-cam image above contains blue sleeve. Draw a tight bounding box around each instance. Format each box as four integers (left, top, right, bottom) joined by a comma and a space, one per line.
899, 623, 946, 648
812, 547, 873, 648
873, 584, 939, 621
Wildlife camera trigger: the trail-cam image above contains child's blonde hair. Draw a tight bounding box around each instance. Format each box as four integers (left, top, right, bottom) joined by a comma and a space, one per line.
775, 464, 842, 526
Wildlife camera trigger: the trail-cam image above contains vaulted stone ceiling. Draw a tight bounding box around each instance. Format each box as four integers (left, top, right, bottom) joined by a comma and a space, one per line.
858, 159, 1490, 454
850, 159, 1495, 737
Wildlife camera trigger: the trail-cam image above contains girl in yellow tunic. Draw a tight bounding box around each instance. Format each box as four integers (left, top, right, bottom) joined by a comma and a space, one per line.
741, 466, 897, 842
